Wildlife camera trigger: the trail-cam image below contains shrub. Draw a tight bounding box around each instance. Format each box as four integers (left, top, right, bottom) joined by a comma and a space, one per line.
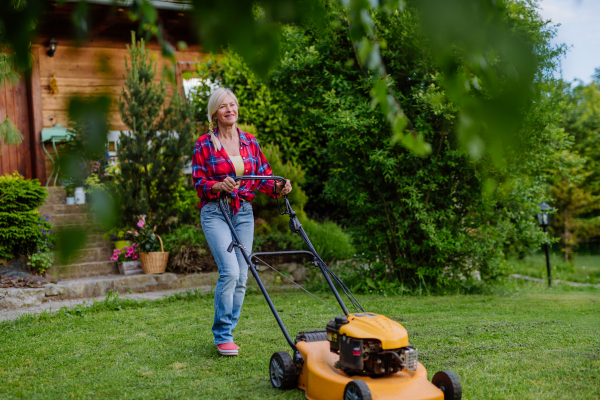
0, 173, 49, 260
249, 139, 309, 233
301, 218, 355, 263
253, 230, 304, 253
170, 178, 200, 226
161, 225, 214, 273
26, 215, 55, 275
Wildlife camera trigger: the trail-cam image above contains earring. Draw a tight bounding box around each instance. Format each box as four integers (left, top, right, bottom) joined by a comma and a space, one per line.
208, 120, 215, 133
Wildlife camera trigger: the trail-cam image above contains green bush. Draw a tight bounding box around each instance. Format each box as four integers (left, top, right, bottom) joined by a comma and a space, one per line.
170, 178, 200, 226
301, 218, 355, 263
0, 172, 49, 260
253, 230, 304, 253
162, 225, 207, 252
248, 138, 309, 233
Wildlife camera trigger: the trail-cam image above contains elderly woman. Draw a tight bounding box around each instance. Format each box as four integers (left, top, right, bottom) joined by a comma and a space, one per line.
192, 88, 292, 356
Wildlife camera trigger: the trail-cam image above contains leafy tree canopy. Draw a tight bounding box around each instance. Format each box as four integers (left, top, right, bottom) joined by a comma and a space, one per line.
190, 1, 567, 286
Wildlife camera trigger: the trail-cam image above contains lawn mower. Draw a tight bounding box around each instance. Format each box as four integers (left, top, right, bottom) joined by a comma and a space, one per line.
218, 175, 462, 400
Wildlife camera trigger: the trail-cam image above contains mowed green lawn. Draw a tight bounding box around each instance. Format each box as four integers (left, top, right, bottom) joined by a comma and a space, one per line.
0, 283, 598, 400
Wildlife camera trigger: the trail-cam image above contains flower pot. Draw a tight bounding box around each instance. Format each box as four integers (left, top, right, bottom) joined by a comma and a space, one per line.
66, 197, 75, 205
74, 187, 85, 204
118, 260, 143, 275
139, 234, 168, 274
114, 240, 132, 251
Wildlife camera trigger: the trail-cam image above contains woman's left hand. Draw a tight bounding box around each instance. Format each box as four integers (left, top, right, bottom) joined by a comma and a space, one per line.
275, 179, 292, 195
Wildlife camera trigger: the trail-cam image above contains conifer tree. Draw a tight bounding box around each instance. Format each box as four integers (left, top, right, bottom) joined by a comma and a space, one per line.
116, 33, 198, 229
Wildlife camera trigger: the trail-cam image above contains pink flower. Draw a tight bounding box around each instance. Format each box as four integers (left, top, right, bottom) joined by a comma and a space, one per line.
137, 220, 145, 228
132, 254, 138, 260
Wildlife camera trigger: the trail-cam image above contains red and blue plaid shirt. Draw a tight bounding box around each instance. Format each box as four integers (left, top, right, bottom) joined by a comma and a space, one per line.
192, 127, 278, 214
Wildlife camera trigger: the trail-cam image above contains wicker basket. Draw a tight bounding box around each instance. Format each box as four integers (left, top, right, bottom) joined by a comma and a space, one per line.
139, 234, 169, 274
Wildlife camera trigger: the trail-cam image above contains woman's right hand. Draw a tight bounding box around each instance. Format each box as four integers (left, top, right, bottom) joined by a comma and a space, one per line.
217, 176, 236, 193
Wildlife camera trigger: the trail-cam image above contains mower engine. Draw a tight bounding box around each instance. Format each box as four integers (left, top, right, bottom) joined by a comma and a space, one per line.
326, 313, 418, 376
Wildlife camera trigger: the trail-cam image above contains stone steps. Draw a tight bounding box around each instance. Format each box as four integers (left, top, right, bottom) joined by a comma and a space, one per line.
45, 187, 67, 204
47, 212, 94, 226
39, 204, 87, 216
55, 247, 113, 265
86, 235, 114, 249
42, 186, 117, 280
46, 261, 119, 280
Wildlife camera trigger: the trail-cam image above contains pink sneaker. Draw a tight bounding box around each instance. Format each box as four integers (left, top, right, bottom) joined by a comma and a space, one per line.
217, 343, 239, 356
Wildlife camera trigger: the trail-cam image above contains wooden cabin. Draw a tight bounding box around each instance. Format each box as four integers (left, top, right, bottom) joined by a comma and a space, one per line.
0, 1, 203, 185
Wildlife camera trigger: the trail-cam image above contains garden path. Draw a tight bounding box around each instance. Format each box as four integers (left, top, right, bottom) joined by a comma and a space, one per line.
0, 285, 211, 323
509, 273, 600, 288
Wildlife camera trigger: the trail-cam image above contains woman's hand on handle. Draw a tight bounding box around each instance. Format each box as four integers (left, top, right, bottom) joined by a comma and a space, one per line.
213, 177, 236, 193
275, 179, 292, 195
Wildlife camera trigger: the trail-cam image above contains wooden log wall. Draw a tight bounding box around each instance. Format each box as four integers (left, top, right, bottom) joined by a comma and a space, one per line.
37, 44, 203, 183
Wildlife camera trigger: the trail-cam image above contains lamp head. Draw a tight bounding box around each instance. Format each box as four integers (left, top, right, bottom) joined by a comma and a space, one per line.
48, 38, 58, 57
536, 201, 553, 227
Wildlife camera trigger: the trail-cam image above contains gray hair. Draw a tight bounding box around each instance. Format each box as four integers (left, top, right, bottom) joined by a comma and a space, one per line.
207, 87, 239, 151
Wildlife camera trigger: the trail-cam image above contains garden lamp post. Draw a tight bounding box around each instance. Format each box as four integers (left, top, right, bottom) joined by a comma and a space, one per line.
536, 202, 552, 287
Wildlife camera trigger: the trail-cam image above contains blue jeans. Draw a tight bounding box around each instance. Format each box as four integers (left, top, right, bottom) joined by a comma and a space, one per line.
201, 201, 254, 345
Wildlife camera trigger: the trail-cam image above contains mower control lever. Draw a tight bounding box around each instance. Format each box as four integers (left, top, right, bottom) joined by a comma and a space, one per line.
227, 241, 235, 253
232, 175, 286, 185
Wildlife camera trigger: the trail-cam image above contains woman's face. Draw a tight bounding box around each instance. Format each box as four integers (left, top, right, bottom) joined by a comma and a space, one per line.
214, 94, 238, 127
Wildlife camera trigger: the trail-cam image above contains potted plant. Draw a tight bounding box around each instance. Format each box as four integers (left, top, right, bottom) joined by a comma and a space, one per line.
110, 243, 142, 275
104, 228, 135, 250
129, 215, 168, 274
63, 180, 76, 205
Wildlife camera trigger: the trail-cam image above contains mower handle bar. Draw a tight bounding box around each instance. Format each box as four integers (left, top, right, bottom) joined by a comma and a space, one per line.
219, 175, 287, 202
233, 175, 286, 184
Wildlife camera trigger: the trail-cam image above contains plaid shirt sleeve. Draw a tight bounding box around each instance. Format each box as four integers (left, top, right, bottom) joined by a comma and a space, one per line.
192, 137, 219, 201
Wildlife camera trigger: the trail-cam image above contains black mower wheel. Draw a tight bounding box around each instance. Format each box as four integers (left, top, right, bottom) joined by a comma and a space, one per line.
432, 370, 462, 400
344, 380, 372, 400
269, 351, 297, 390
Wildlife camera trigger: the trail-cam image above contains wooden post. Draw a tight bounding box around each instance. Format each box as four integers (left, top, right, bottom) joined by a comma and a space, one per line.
26, 45, 47, 184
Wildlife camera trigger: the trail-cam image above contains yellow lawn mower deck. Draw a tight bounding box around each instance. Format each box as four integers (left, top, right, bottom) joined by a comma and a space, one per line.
218, 175, 462, 400
296, 340, 441, 400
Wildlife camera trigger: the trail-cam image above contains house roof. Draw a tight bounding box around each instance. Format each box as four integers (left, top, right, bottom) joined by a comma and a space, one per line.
64, 0, 193, 11
38, 1, 199, 46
